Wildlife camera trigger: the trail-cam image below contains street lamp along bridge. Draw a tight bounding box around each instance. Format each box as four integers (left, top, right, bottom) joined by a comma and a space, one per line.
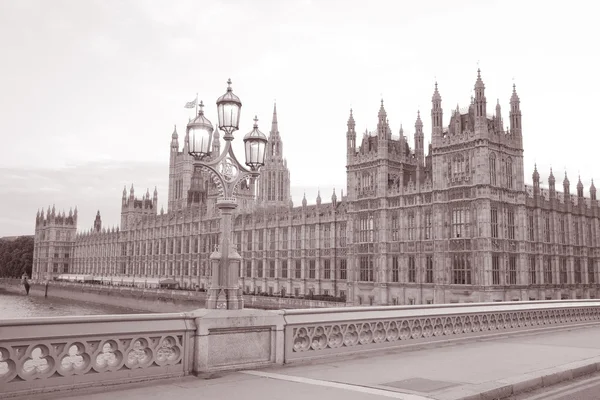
186, 79, 268, 310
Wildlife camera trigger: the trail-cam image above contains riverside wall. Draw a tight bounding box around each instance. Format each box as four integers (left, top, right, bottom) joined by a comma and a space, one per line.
0, 279, 346, 312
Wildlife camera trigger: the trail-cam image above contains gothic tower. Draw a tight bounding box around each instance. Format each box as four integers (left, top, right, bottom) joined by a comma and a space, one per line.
257, 103, 291, 209
32, 205, 77, 280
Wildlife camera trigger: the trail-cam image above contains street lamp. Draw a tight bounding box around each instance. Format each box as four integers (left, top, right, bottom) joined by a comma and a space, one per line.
187, 79, 268, 310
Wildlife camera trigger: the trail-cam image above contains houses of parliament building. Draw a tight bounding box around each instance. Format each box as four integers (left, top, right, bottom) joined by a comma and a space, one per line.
32, 71, 600, 305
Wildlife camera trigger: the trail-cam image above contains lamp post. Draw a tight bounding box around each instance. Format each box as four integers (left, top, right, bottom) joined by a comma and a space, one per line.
187, 79, 268, 310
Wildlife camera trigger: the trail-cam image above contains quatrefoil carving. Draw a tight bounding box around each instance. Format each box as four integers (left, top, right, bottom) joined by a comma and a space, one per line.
95, 341, 123, 371
155, 337, 181, 366
126, 339, 152, 368
0, 347, 17, 383
59, 343, 90, 375
21, 345, 54, 379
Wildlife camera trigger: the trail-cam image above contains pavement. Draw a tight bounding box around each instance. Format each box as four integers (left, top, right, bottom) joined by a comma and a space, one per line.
509, 371, 600, 399
46, 323, 600, 400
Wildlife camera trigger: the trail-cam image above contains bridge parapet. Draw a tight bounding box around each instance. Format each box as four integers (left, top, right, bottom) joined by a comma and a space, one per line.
0, 313, 196, 398
281, 300, 600, 362
3, 300, 600, 398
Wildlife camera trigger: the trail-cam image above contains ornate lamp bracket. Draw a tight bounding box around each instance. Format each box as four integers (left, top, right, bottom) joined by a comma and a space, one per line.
192, 136, 259, 202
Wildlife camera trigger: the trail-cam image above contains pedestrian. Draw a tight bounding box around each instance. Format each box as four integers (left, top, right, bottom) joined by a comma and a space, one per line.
21, 273, 30, 295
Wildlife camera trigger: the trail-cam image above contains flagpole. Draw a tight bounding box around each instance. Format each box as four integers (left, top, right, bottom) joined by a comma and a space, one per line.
195, 93, 198, 116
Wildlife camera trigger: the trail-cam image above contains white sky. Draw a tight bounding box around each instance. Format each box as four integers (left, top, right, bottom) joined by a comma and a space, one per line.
0, 0, 599, 236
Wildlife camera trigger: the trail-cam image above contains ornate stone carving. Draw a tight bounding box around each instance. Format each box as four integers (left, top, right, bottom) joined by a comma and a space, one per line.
289, 307, 600, 356
0, 335, 185, 387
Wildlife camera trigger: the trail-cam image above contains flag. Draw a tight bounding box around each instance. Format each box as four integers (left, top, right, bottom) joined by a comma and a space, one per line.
184, 97, 197, 109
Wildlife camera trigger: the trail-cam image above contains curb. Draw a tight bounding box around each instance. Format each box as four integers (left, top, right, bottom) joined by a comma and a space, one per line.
434, 357, 600, 400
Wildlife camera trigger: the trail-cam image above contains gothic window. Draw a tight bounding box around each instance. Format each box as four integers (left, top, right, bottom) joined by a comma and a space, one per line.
269, 229, 276, 250
424, 211, 432, 240
247, 231, 253, 251
453, 154, 465, 175
491, 208, 499, 238
309, 226, 316, 248
359, 255, 374, 282
268, 171, 275, 201
246, 261, 252, 277
527, 210, 535, 241
257, 261, 263, 278
529, 256, 536, 284
339, 223, 347, 247
391, 212, 399, 241
489, 154, 497, 186
258, 229, 264, 250
356, 213, 374, 243
589, 258, 596, 284
360, 171, 374, 193
506, 158, 513, 189
281, 260, 288, 278
559, 217, 566, 244
408, 256, 416, 283
560, 258, 568, 284
588, 222, 593, 247
269, 261, 275, 278
391, 256, 399, 282
408, 213, 416, 240
295, 226, 302, 249
281, 227, 288, 250
492, 254, 501, 285
323, 225, 331, 248
323, 260, 331, 279
544, 257, 553, 284
543, 212, 551, 243
425, 256, 434, 283
508, 255, 517, 285
339, 259, 347, 280
308, 260, 316, 279
278, 172, 285, 201
574, 221, 580, 246
295, 260, 301, 278
452, 253, 472, 284
574, 258, 582, 284
507, 209, 515, 240
452, 208, 469, 238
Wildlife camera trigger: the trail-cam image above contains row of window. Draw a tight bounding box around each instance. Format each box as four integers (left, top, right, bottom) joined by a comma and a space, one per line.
492, 255, 596, 285
76, 259, 349, 281
527, 211, 595, 245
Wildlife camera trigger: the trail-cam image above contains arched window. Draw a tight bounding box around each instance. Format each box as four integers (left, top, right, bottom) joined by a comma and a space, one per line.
489, 154, 497, 186
506, 158, 513, 189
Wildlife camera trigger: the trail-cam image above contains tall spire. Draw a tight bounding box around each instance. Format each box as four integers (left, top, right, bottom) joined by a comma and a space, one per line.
347, 108, 355, 129
475, 68, 484, 89
510, 83, 521, 135
415, 110, 423, 130
171, 124, 179, 150
432, 81, 441, 102
431, 81, 443, 142
271, 102, 279, 137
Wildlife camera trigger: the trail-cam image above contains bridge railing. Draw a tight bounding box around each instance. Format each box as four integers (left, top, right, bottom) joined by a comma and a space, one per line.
281, 300, 600, 362
0, 313, 196, 398
3, 300, 600, 398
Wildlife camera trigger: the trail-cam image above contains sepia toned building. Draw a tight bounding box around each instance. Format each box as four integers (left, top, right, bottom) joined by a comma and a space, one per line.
33, 71, 600, 305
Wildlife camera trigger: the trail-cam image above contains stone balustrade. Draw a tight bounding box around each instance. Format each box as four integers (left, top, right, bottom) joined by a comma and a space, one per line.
280, 300, 600, 362
2, 300, 600, 398
0, 313, 196, 398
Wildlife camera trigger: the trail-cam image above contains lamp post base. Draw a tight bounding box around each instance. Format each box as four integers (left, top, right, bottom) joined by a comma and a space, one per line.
206, 240, 244, 310
206, 287, 244, 310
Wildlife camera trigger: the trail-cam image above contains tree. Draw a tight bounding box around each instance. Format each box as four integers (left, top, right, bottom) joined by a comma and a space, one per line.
0, 236, 34, 278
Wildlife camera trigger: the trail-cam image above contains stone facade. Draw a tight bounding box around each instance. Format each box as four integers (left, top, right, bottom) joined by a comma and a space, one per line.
33, 71, 600, 305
